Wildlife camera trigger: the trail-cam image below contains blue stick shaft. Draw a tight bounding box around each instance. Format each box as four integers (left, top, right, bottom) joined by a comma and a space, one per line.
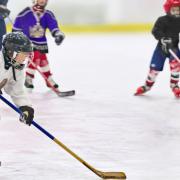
32, 121, 54, 140
0, 96, 127, 179
0, 95, 54, 140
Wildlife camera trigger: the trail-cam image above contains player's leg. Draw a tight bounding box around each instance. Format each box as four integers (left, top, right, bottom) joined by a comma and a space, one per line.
135, 45, 166, 95
135, 69, 159, 95
25, 51, 40, 88
169, 49, 180, 97
39, 53, 59, 88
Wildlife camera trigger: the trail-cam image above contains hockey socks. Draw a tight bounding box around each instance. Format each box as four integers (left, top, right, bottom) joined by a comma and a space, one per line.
135, 70, 159, 95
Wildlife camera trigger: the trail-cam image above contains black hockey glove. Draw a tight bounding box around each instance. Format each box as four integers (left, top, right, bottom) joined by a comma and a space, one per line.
54, 31, 65, 45
0, 6, 10, 18
19, 106, 34, 126
161, 37, 173, 54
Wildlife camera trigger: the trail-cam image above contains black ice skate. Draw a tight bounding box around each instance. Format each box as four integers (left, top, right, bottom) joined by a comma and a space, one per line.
25, 76, 34, 89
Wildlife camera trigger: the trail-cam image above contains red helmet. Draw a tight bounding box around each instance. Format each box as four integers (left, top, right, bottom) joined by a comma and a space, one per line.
164, 0, 180, 13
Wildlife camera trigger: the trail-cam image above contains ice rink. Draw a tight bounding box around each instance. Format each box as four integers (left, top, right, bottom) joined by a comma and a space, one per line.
1, 33, 180, 180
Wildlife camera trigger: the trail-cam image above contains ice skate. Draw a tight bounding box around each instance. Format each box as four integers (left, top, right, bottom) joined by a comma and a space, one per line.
25, 75, 34, 89
172, 86, 180, 98
46, 76, 59, 89
134, 85, 150, 96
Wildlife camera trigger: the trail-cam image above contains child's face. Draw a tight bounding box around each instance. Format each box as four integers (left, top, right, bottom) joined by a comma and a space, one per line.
36, 0, 48, 7
15, 52, 31, 64
9, 51, 33, 70
170, 6, 180, 17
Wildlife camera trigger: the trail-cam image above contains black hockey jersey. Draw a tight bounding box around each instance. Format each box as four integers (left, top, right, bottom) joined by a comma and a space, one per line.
152, 15, 180, 47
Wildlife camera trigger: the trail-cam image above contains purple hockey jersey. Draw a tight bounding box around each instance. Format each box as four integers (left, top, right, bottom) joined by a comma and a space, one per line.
13, 7, 61, 53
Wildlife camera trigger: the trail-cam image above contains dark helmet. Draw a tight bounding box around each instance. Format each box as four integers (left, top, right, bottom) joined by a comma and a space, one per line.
2, 32, 33, 54
2, 32, 33, 70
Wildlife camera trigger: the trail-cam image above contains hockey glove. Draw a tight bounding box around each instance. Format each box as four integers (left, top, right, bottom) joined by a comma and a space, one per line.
161, 37, 173, 54
0, 6, 10, 18
54, 31, 65, 45
19, 106, 34, 126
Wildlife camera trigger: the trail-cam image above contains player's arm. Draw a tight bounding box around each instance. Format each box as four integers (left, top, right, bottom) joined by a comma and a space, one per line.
4, 74, 34, 126
152, 17, 173, 54
12, 16, 23, 32
0, 5, 10, 18
12, 8, 30, 32
46, 10, 65, 45
0, 0, 10, 19
152, 17, 166, 40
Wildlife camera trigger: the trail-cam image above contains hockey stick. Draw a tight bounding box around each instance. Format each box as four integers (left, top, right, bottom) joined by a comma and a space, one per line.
169, 49, 180, 63
28, 61, 75, 97
0, 95, 126, 179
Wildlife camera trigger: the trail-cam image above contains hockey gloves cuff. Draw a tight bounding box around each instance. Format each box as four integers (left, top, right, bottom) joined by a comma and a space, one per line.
19, 106, 34, 126
161, 37, 173, 54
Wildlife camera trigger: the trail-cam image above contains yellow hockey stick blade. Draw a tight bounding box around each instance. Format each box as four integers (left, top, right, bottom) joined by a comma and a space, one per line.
96, 170, 126, 179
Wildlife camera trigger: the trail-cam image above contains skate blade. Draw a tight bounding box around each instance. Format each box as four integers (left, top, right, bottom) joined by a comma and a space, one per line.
57, 90, 75, 97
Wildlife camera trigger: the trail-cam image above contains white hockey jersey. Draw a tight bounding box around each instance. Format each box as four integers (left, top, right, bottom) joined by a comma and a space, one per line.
0, 51, 31, 107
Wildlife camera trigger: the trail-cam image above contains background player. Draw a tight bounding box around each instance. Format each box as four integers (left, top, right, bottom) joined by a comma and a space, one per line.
135, 0, 180, 97
13, 0, 65, 89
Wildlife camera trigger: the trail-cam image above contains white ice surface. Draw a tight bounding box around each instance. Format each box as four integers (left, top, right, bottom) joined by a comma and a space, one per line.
1, 33, 180, 180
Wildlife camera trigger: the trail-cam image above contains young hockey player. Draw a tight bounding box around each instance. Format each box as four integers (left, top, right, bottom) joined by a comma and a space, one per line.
0, 0, 10, 50
0, 32, 34, 126
12, 0, 65, 89
135, 0, 180, 97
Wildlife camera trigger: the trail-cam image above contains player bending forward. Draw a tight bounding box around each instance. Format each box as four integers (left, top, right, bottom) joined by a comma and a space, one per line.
135, 0, 180, 98
13, 0, 65, 89
0, 32, 34, 126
